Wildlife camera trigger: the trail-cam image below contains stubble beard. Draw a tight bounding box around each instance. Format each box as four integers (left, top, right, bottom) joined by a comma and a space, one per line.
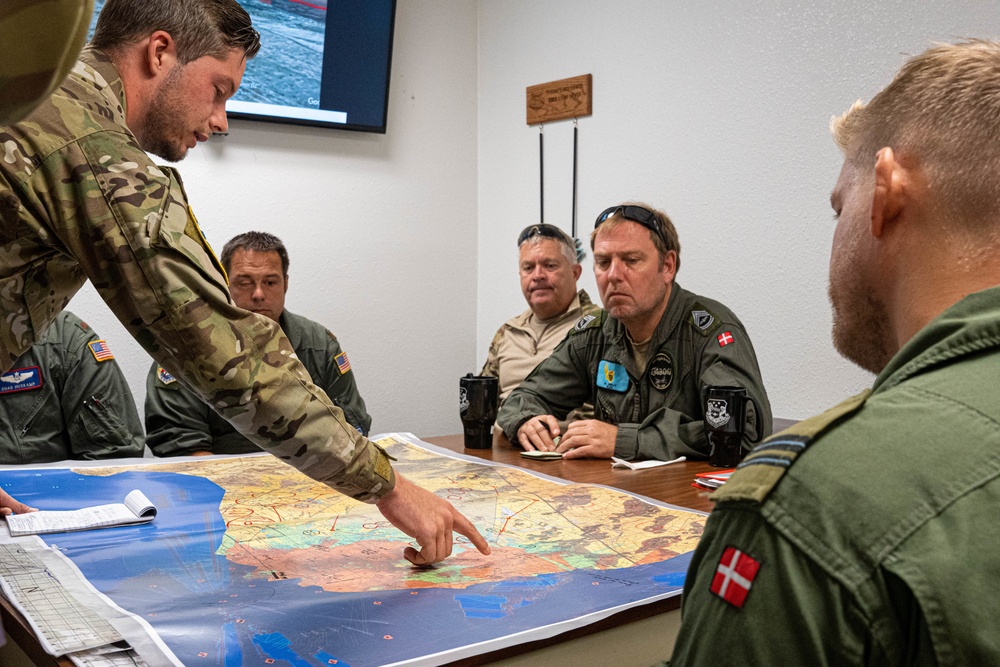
135, 69, 189, 163
828, 274, 893, 375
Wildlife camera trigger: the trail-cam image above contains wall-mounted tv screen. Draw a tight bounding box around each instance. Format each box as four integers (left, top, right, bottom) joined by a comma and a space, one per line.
89, 0, 396, 134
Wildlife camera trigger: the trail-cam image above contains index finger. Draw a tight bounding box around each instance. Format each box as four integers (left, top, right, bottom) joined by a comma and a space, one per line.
452, 510, 491, 555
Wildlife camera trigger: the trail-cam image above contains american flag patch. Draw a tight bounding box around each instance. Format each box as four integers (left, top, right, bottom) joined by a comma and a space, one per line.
88, 340, 115, 362
335, 352, 352, 375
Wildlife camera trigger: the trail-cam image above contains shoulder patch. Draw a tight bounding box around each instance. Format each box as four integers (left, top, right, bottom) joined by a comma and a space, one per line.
88, 340, 114, 362
689, 307, 719, 335
711, 390, 871, 505
156, 366, 178, 385
326, 330, 339, 343
572, 311, 605, 333
335, 351, 352, 375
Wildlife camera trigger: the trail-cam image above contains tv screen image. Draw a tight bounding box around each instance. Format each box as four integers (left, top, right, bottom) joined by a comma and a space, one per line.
88, 0, 396, 133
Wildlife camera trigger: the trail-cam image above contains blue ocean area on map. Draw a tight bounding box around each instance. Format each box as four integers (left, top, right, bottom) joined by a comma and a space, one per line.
1, 468, 692, 666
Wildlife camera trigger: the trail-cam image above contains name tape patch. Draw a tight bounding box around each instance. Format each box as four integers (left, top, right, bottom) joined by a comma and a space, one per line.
0, 366, 43, 394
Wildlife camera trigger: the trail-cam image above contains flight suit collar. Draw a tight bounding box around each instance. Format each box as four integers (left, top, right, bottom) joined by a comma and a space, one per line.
277, 310, 302, 349
602, 283, 689, 379
508, 289, 589, 334
874, 284, 1000, 393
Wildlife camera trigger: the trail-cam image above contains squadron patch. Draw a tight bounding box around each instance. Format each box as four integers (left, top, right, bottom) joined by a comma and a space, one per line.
706, 398, 732, 428
691, 310, 715, 331
648, 353, 673, 391
156, 366, 177, 385
710, 546, 761, 609
574, 314, 597, 332
0, 366, 43, 394
88, 340, 114, 362
596, 360, 629, 392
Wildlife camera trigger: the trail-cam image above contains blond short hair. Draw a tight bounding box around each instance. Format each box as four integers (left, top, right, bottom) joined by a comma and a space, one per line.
831, 40, 1000, 225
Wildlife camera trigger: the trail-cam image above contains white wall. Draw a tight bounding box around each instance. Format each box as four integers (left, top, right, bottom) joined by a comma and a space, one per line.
69, 0, 479, 438
477, 1, 999, 420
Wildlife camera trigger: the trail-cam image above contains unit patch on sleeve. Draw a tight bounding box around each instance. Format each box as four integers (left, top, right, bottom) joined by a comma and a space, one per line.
88, 340, 115, 362
596, 360, 629, 392
0, 366, 43, 394
156, 366, 177, 385
335, 352, 352, 375
691, 310, 715, 331
710, 546, 761, 609
717, 331, 735, 347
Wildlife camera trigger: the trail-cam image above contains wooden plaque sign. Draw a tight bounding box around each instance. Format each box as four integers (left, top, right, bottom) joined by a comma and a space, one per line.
526, 74, 593, 125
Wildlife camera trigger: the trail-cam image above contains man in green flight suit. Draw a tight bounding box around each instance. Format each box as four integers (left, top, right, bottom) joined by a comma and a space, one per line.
1, 310, 145, 464
0, 0, 488, 566
669, 40, 1000, 665
497, 202, 772, 461
145, 232, 373, 455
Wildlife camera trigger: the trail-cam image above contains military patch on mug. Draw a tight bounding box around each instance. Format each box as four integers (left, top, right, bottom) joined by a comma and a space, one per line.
706, 398, 731, 428
459, 387, 470, 413
648, 353, 673, 391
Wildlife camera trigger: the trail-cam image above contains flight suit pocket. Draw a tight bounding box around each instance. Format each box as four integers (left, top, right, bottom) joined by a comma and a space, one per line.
73, 395, 132, 447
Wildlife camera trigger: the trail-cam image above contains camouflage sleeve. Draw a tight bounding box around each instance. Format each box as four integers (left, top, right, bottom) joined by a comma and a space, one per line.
316, 331, 372, 437
24, 131, 394, 501
496, 334, 592, 442
58, 317, 145, 460
143, 361, 216, 456
480, 325, 503, 377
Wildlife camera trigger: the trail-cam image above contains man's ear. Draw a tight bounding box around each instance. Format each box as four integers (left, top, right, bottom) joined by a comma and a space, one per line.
143, 30, 177, 78
661, 250, 677, 283
871, 147, 906, 239
283, 274, 290, 295
572, 263, 582, 281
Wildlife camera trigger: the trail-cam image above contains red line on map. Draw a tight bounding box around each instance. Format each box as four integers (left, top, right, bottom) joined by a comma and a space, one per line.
330, 515, 339, 532
269, 506, 283, 522
497, 499, 538, 537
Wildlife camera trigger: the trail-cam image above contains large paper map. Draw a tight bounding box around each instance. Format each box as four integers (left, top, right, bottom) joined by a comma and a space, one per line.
0, 434, 706, 666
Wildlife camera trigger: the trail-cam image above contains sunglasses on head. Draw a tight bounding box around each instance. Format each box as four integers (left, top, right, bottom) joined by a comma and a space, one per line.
517, 223, 573, 247
594, 205, 668, 247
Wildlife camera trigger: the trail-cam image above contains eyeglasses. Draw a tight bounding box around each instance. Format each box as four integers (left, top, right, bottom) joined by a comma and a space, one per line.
594, 205, 669, 248
517, 223, 574, 247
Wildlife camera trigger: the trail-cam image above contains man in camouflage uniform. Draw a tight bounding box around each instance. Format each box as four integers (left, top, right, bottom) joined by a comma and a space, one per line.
669, 41, 1000, 664
0, 0, 94, 124
0, 0, 488, 565
481, 224, 600, 405
1, 310, 144, 464
498, 203, 771, 461
146, 231, 372, 455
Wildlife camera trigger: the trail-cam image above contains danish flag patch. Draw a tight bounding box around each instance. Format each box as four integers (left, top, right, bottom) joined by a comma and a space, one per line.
717, 331, 734, 347
710, 546, 761, 609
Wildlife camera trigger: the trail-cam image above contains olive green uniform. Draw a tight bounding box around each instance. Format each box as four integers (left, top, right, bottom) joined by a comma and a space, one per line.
0, 49, 394, 501
481, 290, 600, 402
145, 309, 372, 455
497, 284, 771, 461
670, 286, 1000, 666
0, 0, 94, 123
0, 311, 144, 464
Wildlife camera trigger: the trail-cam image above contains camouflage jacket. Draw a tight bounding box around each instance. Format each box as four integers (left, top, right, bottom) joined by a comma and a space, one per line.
0, 49, 394, 500
481, 290, 600, 402
146, 309, 372, 456
497, 284, 773, 461
0, 311, 144, 464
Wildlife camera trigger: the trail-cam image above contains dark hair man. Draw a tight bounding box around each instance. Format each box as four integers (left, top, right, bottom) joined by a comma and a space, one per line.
670, 40, 1000, 664
0, 0, 488, 565
498, 203, 771, 461
146, 232, 372, 454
